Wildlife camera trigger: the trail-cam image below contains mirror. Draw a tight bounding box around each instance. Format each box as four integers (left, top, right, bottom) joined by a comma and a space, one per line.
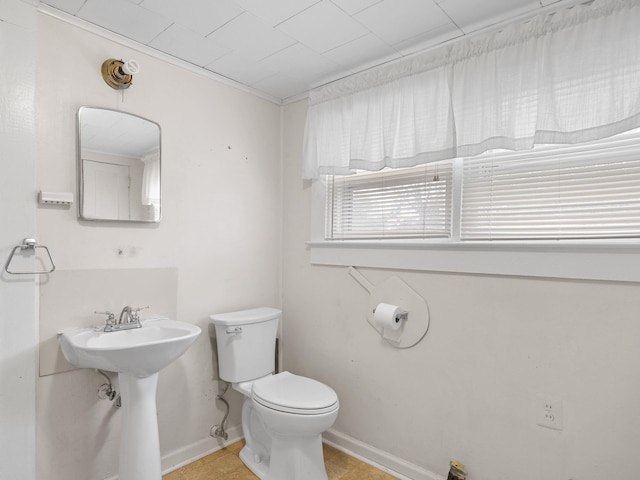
77, 106, 161, 223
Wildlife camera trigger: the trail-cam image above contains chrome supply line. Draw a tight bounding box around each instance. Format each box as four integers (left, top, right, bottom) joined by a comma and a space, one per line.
210, 381, 231, 440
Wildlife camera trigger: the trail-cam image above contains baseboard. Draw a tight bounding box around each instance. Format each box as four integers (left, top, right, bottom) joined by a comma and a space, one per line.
105, 425, 441, 480
322, 428, 444, 480
161, 424, 244, 474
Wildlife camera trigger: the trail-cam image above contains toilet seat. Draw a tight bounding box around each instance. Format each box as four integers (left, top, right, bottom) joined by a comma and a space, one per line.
252, 371, 338, 415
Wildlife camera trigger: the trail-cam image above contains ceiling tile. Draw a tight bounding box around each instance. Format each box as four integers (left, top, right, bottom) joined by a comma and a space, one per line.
323, 33, 400, 71
438, 0, 541, 33
393, 22, 463, 56
77, 0, 172, 44
329, 0, 382, 15
258, 43, 343, 87
232, 0, 321, 26
149, 23, 230, 66
205, 50, 280, 86
354, 0, 452, 47
140, 0, 244, 36
207, 12, 297, 61
40, 0, 86, 15
41, 0, 578, 100
276, 1, 370, 54
251, 73, 311, 100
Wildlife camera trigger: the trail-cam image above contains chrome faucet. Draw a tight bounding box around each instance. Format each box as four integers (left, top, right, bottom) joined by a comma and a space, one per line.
119, 305, 134, 325
97, 305, 149, 332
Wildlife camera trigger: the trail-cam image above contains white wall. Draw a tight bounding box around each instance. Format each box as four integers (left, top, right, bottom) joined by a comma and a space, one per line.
0, 1, 37, 479
35, 12, 281, 480
282, 100, 640, 480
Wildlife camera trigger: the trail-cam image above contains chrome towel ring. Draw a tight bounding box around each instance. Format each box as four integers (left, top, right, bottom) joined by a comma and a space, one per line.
4, 238, 56, 275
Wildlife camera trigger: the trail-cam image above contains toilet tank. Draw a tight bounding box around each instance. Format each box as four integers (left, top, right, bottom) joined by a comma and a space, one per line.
210, 307, 280, 383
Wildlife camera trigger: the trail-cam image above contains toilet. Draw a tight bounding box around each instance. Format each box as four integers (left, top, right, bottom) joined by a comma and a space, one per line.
210, 307, 339, 480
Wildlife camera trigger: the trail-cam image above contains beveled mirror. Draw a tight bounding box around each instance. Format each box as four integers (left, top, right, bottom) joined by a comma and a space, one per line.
77, 106, 161, 223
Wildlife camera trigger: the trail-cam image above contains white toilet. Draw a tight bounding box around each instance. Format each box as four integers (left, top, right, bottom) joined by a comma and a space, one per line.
210, 307, 339, 480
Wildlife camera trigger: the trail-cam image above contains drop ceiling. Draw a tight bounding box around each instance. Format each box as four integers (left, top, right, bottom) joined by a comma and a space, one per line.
39, 0, 576, 103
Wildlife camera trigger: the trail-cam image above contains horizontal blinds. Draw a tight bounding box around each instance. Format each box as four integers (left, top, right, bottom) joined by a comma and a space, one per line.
461, 133, 640, 240
327, 162, 453, 240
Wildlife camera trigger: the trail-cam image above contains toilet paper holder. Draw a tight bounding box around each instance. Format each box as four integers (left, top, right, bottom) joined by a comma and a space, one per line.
348, 266, 429, 349
373, 305, 408, 323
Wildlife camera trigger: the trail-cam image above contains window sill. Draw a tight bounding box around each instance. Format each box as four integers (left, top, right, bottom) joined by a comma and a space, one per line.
307, 240, 640, 282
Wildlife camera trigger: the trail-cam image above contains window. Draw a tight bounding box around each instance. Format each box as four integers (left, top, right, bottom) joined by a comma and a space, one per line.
325, 130, 640, 243
326, 162, 453, 240
311, 130, 640, 282
461, 140, 640, 241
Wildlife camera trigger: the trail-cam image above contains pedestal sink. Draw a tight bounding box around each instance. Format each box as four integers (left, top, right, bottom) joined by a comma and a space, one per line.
58, 317, 201, 480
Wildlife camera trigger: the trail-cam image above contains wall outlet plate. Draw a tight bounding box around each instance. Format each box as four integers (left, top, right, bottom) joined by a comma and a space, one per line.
536, 393, 563, 430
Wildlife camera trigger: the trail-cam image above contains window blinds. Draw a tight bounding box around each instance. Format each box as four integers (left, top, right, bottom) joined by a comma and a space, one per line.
461, 133, 640, 240
326, 162, 453, 240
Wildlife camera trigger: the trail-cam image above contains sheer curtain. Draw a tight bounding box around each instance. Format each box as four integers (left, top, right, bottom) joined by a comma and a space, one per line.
303, 0, 640, 179
141, 150, 160, 216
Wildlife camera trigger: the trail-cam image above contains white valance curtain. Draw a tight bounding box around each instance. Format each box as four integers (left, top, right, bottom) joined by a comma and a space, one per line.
302, 0, 640, 179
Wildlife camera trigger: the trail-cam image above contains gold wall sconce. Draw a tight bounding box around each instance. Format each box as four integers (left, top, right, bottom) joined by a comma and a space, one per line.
101, 58, 140, 90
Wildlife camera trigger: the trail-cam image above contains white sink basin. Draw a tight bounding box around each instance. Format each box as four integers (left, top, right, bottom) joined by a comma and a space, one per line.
58, 317, 201, 377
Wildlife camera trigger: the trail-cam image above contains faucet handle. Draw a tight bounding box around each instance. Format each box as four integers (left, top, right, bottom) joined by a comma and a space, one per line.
130, 305, 149, 321
95, 311, 116, 324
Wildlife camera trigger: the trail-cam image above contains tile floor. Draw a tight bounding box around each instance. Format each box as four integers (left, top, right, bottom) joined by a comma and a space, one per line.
163, 440, 398, 479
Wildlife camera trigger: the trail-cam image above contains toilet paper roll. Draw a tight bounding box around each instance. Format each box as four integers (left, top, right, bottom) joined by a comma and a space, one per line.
373, 303, 404, 331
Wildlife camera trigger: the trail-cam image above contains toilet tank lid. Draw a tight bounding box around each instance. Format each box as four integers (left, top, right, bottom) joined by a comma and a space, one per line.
210, 307, 281, 326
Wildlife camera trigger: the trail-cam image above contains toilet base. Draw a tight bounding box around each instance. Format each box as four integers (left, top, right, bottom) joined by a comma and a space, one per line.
266, 434, 328, 480
240, 434, 328, 480
239, 443, 270, 479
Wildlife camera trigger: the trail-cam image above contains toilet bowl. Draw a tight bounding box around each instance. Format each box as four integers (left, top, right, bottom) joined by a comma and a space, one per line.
210, 308, 340, 480
236, 371, 339, 480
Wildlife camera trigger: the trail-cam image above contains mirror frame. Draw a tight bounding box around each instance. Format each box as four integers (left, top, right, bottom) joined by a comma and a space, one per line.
77, 106, 162, 223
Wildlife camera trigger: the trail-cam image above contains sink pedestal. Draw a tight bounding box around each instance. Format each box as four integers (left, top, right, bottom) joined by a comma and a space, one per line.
119, 372, 162, 480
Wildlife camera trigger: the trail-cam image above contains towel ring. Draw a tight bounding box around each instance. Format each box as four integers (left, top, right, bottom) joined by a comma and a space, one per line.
4, 238, 56, 275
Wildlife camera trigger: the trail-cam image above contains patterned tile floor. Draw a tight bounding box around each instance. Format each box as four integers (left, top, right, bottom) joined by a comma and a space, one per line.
163, 440, 398, 480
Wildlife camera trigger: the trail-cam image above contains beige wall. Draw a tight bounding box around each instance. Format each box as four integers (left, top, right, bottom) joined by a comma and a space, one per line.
282, 99, 640, 480
35, 12, 281, 480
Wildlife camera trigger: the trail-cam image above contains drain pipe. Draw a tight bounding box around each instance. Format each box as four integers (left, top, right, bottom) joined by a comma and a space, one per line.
210, 381, 230, 440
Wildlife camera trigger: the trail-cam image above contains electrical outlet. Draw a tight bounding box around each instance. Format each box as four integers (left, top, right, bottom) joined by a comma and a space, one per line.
536, 394, 563, 430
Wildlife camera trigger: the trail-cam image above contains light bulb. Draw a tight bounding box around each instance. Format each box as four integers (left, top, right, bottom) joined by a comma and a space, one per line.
121, 59, 140, 75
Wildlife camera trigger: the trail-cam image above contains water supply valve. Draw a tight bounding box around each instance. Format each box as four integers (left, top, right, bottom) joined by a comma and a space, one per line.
98, 382, 117, 401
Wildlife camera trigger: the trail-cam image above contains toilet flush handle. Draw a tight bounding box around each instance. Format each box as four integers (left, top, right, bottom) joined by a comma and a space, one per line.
225, 327, 242, 335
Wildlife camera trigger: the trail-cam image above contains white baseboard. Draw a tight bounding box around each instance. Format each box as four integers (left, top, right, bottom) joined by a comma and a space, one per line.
106, 425, 441, 480
322, 428, 444, 480
161, 424, 244, 474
